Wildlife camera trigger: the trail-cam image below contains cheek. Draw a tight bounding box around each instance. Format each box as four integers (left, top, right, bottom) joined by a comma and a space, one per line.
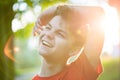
55, 38, 72, 53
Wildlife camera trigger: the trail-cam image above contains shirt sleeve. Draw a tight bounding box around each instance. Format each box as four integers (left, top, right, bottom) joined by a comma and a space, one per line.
73, 51, 103, 80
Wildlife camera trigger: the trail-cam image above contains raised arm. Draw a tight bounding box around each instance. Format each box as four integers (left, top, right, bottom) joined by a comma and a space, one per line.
34, 5, 58, 36
67, 6, 105, 69
81, 7, 105, 69
84, 24, 104, 69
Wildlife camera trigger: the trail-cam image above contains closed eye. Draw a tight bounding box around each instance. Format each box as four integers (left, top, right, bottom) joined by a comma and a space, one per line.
45, 23, 52, 30
57, 32, 64, 37
45, 26, 51, 30
56, 30, 66, 38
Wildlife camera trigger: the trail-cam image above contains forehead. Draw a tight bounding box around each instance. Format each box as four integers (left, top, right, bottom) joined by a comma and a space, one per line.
49, 15, 69, 32
49, 15, 82, 38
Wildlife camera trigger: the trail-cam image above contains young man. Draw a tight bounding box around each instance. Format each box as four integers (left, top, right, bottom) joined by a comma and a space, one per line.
32, 4, 104, 80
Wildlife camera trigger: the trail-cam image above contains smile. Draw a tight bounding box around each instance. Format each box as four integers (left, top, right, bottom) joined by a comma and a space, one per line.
42, 40, 53, 48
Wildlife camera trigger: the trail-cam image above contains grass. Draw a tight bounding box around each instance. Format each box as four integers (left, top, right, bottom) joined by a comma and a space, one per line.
98, 58, 120, 80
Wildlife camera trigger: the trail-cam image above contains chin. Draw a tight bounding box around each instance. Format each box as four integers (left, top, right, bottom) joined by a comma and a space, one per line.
38, 49, 52, 57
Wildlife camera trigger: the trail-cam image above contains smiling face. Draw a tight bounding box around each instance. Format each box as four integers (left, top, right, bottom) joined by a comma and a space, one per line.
38, 16, 75, 60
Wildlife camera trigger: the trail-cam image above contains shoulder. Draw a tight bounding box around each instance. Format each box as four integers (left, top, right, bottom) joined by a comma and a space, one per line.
32, 74, 40, 80
68, 51, 102, 79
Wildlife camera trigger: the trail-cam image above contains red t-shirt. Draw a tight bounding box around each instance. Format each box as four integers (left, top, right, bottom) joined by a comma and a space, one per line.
32, 52, 102, 80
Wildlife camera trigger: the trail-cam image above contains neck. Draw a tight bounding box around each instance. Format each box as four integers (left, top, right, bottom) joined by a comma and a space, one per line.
40, 57, 67, 77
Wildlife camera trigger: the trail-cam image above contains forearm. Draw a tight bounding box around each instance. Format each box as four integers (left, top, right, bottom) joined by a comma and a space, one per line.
84, 25, 105, 69
38, 5, 58, 26
34, 5, 58, 35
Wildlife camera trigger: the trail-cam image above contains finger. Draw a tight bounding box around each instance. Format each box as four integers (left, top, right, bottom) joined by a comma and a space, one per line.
33, 25, 39, 36
36, 17, 42, 27
33, 26, 38, 36
35, 25, 43, 35
33, 18, 43, 36
33, 28, 40, 36
36, 22, 42, 29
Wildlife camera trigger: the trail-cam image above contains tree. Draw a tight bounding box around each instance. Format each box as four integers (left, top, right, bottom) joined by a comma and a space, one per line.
0, 0, 17, 80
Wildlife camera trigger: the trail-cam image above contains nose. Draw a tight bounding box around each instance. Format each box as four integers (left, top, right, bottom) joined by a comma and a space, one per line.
45, 30, 54, 40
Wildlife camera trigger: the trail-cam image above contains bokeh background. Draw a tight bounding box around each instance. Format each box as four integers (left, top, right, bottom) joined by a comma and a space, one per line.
0, 0, 120, 80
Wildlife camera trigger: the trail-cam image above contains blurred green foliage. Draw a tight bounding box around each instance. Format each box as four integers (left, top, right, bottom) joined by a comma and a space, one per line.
98, 58, 120, 80
0, 0, 17, 80
15, 23, 34, 39
14, 23, 40, 74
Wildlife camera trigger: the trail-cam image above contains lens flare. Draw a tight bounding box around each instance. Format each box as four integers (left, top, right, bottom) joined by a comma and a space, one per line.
4, 35, 17, 62
102, 5, 119, 53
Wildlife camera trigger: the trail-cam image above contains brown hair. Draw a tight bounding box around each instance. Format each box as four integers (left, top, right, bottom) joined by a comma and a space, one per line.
55, 5, 88, 49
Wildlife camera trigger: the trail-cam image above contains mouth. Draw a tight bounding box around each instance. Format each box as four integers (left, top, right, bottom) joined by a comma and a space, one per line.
42, 40, 53, 48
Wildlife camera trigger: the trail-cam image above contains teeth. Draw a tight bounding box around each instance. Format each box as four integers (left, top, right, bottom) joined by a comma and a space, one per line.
42, 40, 52, 47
